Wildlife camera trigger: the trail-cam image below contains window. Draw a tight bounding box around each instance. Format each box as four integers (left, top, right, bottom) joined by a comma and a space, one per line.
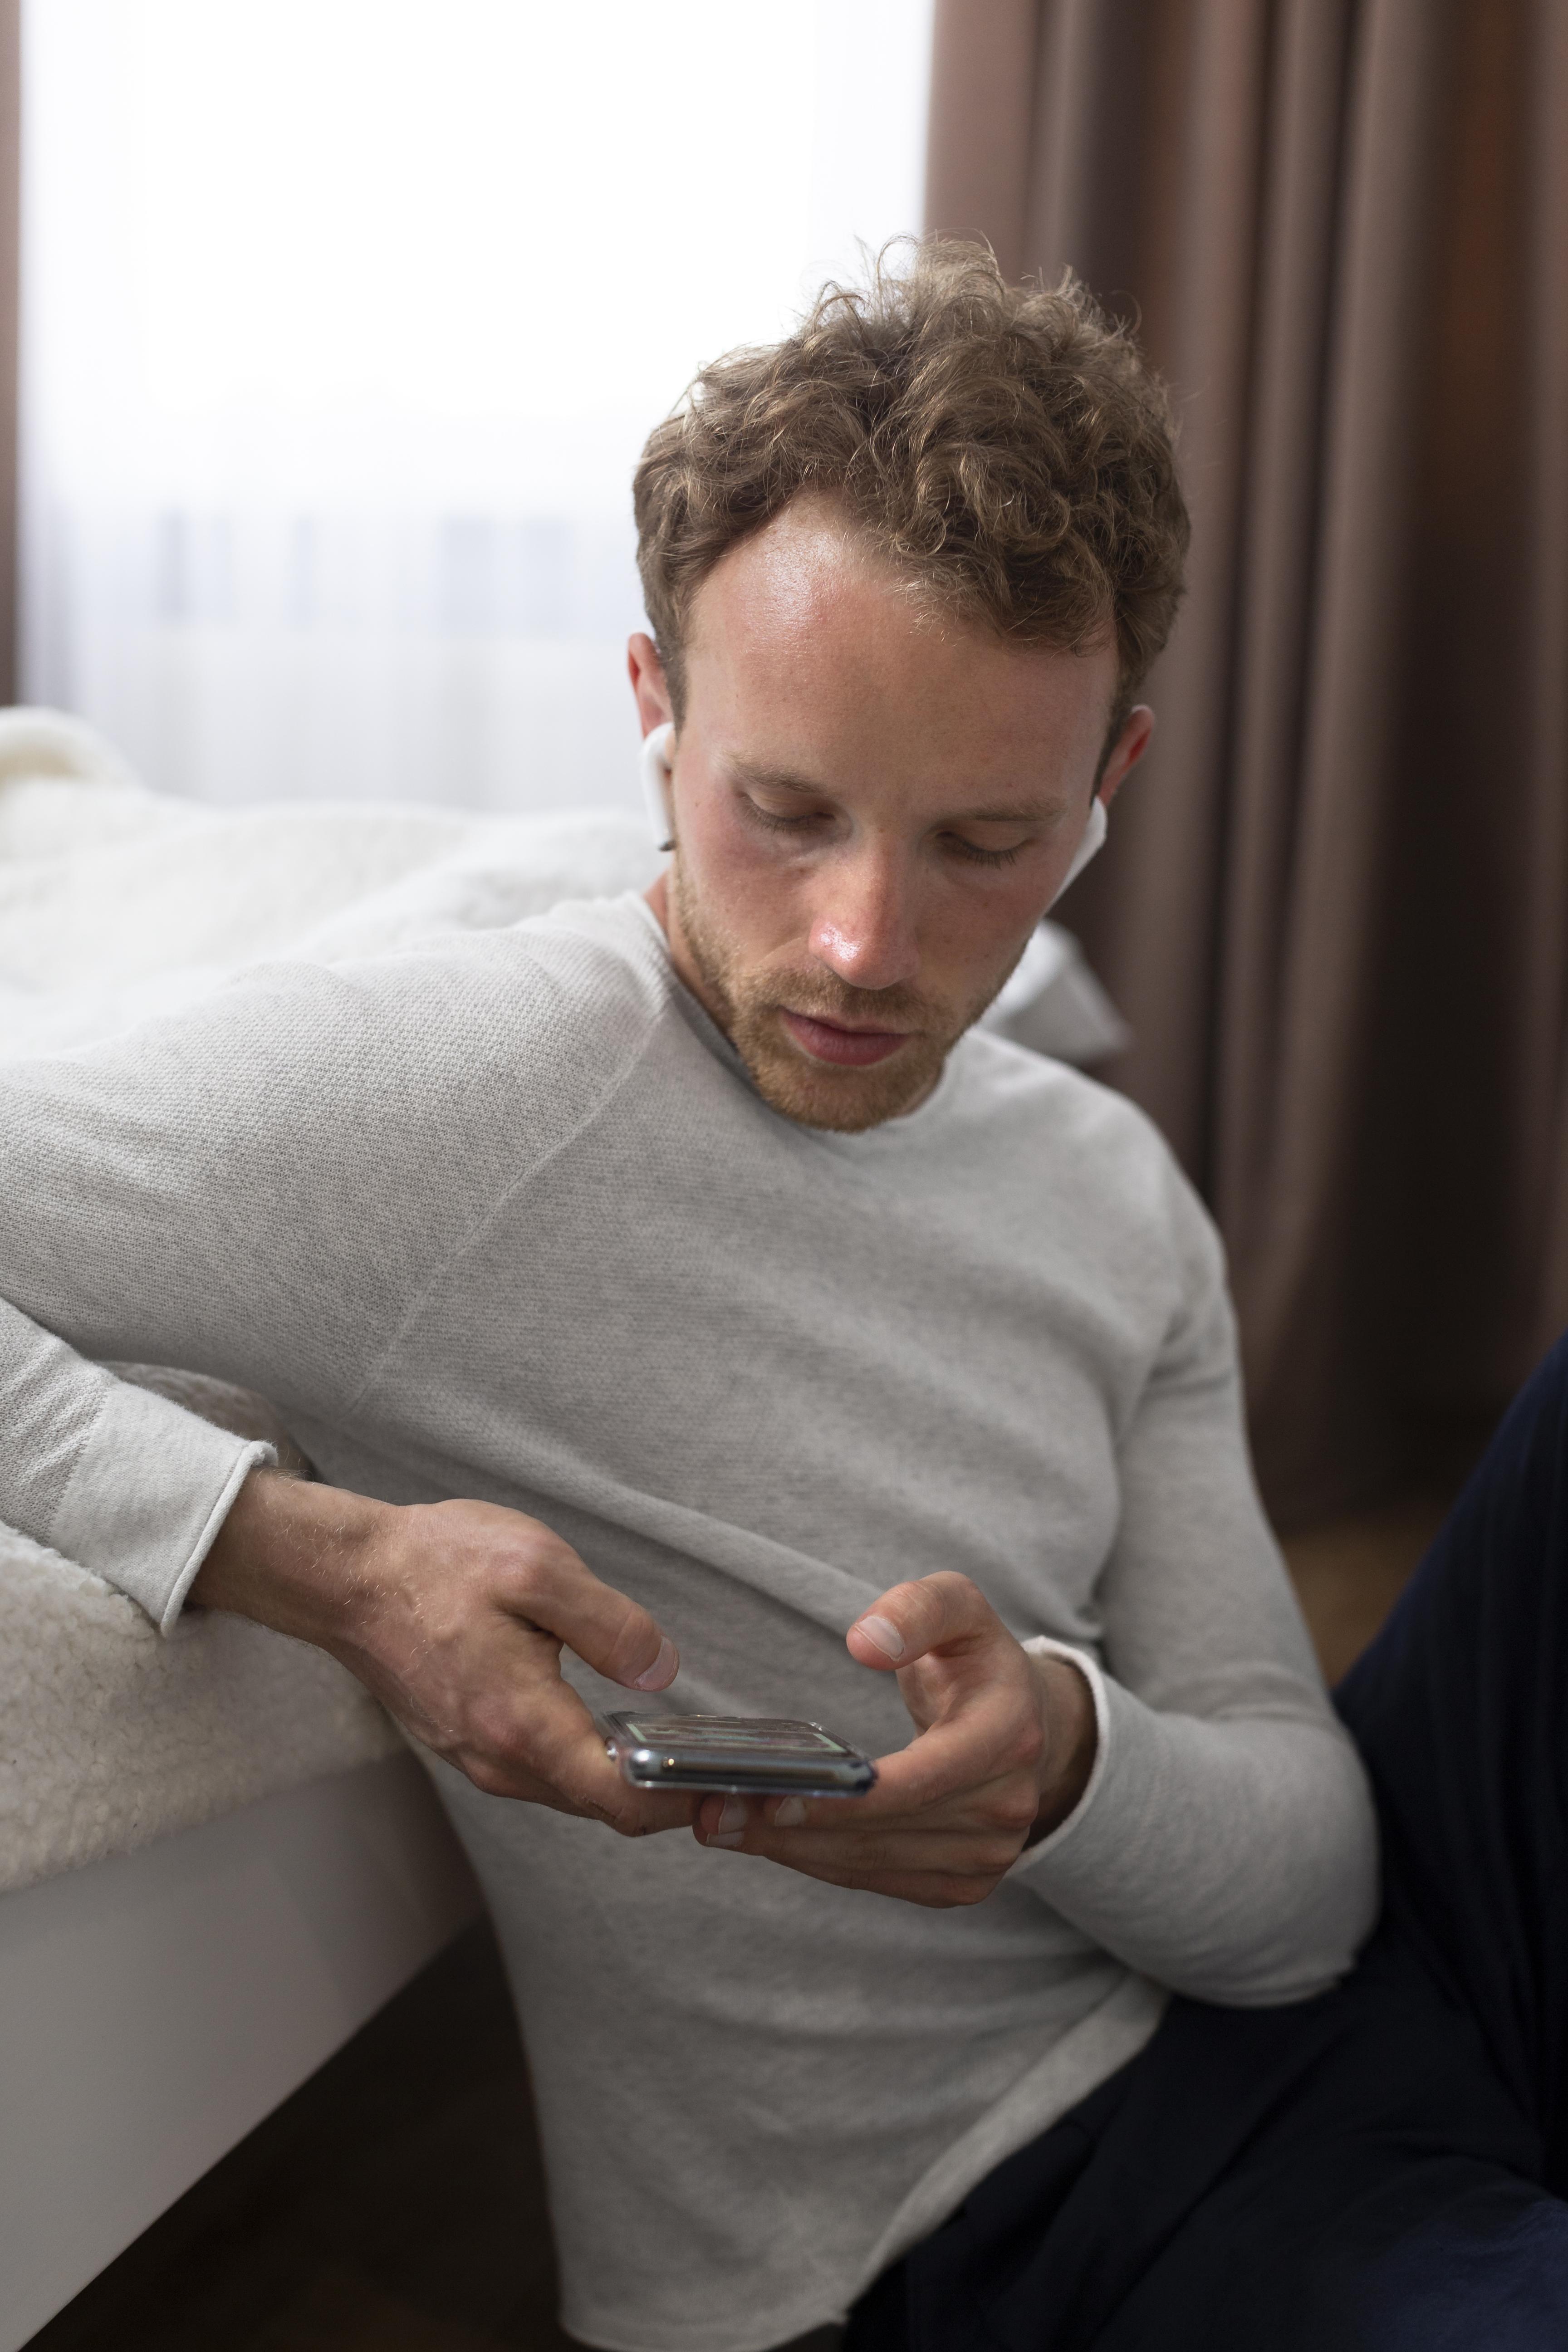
21, 0, 932, 809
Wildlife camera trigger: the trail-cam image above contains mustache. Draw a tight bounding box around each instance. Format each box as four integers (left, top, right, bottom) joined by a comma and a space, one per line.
755, 971, 935, 1028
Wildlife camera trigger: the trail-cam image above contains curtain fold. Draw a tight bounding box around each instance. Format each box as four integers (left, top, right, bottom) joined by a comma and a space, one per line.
928, 0, 1568, 1524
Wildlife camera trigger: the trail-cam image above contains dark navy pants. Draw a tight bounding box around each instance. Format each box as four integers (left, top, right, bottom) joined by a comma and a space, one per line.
846, 1335, 1568, 2350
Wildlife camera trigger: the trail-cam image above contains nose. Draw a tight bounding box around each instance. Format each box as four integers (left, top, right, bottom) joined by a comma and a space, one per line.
806, 841, 921, 993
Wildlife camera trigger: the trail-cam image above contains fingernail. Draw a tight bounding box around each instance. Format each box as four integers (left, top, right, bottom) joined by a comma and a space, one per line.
706, 1831, 745, 1848
632, 1637, 679, 1691
715, 1798, 746, 1833
854, 1612, 905, 1661
774, 1797, 807, 1828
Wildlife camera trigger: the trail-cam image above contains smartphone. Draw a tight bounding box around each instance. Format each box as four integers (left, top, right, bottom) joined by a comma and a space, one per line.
602, 1712, 878, 1798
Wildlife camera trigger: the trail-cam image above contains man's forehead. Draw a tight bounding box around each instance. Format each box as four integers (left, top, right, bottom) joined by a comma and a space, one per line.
691, 499, 949, 647
683, 500, 1120, 735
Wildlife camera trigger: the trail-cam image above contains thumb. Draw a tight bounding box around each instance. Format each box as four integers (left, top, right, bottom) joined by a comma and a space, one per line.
846, 1571, 1001, 1673
500, 1536, 679, 1692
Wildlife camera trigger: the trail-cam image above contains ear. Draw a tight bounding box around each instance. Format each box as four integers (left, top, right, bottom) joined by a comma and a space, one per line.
628, 633, 675, 739
1096, 705, 1155, 809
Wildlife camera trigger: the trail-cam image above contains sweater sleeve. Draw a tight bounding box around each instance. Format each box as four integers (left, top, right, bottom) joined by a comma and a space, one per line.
0, 1294, 275, 1630
0, 929, 650, 1630
1011, 1168, 1379, 2006
0, 958, 447, 1628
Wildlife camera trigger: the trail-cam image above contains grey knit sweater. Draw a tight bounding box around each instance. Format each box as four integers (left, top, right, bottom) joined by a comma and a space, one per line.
0, 893, 1377, 2352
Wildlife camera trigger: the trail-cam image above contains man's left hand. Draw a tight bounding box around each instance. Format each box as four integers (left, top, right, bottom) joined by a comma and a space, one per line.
693, 1573, 1098, 1907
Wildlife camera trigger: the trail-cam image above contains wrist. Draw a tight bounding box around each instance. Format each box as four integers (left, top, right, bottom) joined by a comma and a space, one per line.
189, 1466, 392, 1648
1025, 1652, 1098, 1845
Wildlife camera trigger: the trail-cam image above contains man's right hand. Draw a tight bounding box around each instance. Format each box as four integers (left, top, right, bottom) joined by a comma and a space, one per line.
191, 1468, 696, 1836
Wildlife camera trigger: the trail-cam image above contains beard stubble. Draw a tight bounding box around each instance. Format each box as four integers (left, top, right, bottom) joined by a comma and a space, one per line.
670, 854, 1000, 1133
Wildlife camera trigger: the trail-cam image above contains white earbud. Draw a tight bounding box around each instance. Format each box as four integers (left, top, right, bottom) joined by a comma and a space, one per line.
1049, 795, 1107, 906
641, 721, 676, 847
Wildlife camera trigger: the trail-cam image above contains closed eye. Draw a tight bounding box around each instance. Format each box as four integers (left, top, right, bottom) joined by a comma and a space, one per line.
741, 798, 832, 836
943, 835, 1029, 868
740, 791, 1037, 867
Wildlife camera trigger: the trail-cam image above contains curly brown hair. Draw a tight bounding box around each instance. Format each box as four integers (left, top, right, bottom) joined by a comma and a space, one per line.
634, 239, 1189, 732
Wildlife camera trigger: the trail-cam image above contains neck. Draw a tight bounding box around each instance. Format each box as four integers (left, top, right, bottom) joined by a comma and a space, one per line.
644, 868, 735, 1042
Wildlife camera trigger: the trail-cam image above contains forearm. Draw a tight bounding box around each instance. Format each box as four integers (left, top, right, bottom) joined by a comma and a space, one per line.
1016, 1669, 1379, 2003
196, 1473, 690, 1835
191, 1466, 390, 1647
1064, 1194, 1379, 1998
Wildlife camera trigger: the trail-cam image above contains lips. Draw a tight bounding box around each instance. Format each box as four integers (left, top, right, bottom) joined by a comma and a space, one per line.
779, 1009, 912, 1068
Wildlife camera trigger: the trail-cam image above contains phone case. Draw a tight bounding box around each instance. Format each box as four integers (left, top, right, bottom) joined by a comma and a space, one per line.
601, 1712, 878, 1796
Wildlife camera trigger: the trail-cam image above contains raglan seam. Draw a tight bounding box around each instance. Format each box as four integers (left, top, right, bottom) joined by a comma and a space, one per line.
339, 978, 668, 1421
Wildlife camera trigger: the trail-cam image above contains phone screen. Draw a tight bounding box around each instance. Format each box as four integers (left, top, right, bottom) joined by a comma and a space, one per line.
617, 1715, 850, 1753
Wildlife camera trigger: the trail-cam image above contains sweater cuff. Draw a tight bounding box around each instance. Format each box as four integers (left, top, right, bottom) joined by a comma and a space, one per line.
1009, 1642, 1198, 1928
1009, 1635, 1113, 1872
48, 1372, 275, 1635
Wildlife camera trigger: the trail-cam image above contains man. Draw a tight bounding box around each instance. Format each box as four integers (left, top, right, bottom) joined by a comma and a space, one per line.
3, 245, 1565, 2350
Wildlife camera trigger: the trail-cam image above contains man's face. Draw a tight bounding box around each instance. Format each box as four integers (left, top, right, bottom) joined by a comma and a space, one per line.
632, 500, 1151, 1133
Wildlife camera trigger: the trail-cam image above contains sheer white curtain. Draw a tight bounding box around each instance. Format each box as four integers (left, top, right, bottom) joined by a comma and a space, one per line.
20, 0, 932, 811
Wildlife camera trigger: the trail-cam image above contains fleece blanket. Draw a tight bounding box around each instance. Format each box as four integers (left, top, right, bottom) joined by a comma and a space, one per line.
0, 707, 1126, 1894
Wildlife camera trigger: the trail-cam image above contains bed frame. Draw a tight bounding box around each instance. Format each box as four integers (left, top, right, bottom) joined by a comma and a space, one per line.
0, 1753, 479, 2349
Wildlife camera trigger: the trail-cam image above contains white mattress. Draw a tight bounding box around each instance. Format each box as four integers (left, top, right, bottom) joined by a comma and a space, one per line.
0, 1515, 405, 1896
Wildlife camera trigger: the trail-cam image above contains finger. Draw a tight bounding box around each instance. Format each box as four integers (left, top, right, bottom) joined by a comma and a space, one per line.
446, 1649, 691, 1829
747, 1755, 1029, 1838
490, 1528, 679, 1692
694, 1774, 977, 1840
865, 1704, 1041, 1813
480, 1739, 698, 1833
701, 1817, 1028, 1874
700, 1775, 1034, 1858
846, 1571, 1004, 1673
475, 1723, 698, 1833
743, 1694, 1036, 1831
688, 1712, 1026, 1839
689, 1791, 891, 1844
694, 1793, 758, 1847
694, 1823, 1020, 1908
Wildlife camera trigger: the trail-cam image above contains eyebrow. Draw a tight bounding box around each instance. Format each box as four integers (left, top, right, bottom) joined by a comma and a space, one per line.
725, 757, 1060, 827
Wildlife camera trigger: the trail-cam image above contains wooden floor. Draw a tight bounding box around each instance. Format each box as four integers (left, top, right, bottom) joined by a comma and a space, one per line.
25, 1500, 1446, 2352
1279, 1492, 1448, 1685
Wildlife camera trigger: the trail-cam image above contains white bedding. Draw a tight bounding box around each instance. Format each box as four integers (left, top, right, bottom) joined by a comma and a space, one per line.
0, 706, 667, 1058
0, 706, 1127, 1896
0, 1519, 405, 1895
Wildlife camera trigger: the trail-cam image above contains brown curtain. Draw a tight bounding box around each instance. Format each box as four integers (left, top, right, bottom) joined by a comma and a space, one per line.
928, 0, 1568, 1527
